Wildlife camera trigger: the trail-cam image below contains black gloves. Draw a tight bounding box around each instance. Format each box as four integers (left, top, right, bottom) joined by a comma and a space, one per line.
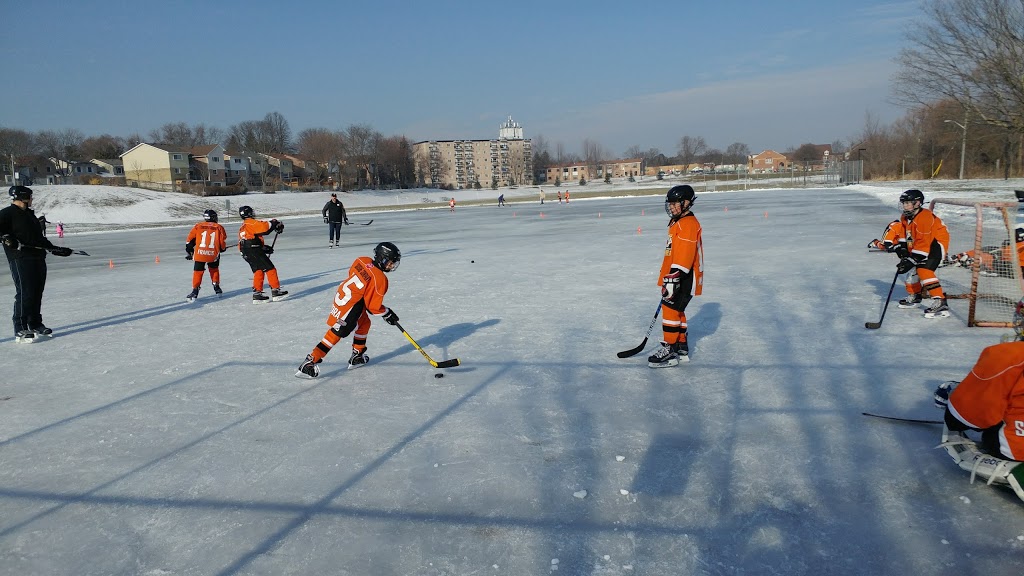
896, 257, 917, 274
50, 246, 73, 257
894, 243, 909, 259
269, 219, 284, 233
344, 219, 350, 225
1, 234, 18, 249
263, 245, 274, 255
324, 216, 329, 223
382, 308, 399, 325
185, 247, 194, 261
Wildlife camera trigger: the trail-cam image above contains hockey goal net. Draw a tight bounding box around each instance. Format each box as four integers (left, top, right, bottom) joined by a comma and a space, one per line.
930, 198, 1024, 327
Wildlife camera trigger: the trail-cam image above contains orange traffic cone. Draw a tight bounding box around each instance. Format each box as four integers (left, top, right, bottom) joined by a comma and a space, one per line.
154, 255, 160, 264
637, 226, 642, 235
109, 259, 114, 268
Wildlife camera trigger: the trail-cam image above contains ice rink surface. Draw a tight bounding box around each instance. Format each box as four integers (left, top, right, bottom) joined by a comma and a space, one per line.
1, 189, 1022, 575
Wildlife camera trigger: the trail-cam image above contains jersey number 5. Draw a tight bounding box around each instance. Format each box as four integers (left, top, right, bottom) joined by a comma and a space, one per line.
334, 274, 365, 308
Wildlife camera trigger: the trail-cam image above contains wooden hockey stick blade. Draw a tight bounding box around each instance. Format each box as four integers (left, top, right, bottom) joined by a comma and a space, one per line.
617, 337, 649, 358
862, 412, 942, 424
865, 321, 882, 329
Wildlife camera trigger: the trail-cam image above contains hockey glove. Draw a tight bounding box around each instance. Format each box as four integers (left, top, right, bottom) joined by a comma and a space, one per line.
1, 234, 19, 249
263, 245, 274, 255
661, 270, 681, 302
934, 380, 958, 409
896, 257, 917, 274
894, 243, 909, 259
50, 246, 73, 257
324, 216, 329, 223
275, 221, 285, 233
344, 220, 350, 225
382, 308, 399, 325
185, 247, 194, 260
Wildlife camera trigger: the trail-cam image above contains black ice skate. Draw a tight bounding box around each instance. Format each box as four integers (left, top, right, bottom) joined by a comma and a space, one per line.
924, 297, 951, 318
271, 288, 289, 302
252, 290, 270, 304
29, 324, 53, 338
15, 329, 36, 344
213, 283, 223, 295
647, 343, 679, 368
898, 293, 922, 308
348, 348, 370, 370
186, 288, 199, 302
295, 354, 320, 379
673, 341, 690, 363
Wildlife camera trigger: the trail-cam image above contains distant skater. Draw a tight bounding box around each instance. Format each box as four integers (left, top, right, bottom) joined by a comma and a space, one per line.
498, 194, 505, 207
56, 221, 64, 238
449, 198, 456, 212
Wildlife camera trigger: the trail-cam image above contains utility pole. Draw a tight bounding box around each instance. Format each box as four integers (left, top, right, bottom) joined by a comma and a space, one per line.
944, 111, 968, 180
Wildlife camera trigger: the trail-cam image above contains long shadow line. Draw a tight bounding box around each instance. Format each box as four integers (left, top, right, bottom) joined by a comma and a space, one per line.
213, 365, 508, 576
0, 363, 330, 539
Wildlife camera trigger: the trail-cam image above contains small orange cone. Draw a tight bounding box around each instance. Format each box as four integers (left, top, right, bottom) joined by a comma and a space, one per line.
642, 209, 645, 216
637, 226, 642, 235
724, 207, 728, 212
154, 255, 160, 264
109, 259, 114, 268
764, 212, 768, 218
540, 212, 545, 218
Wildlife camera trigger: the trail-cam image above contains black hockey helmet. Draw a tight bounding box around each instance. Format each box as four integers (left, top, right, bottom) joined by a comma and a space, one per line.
203, 209, 218, 223
665, 185, 695, 216
899, 189, 925, 217
373, 241, 401, 272
8, 185, 32, 201
1016, 225, 1024, 244
239, 205, 254, 219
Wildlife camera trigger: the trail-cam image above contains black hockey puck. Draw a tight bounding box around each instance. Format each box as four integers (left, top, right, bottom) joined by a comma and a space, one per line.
471, 260, 475, 263
434, 373, 445, 378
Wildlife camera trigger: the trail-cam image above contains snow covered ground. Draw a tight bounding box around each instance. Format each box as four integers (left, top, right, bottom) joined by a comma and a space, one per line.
2, 181, 1023, 575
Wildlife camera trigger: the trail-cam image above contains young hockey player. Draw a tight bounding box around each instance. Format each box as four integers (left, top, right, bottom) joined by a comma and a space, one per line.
894, 189, 951, 318
867, 219, 904, 252
295, 242, 402, 378
237, 205, 288, 303
933, 297, 1024, 503
649, 185, 703, 367
185, 209, 227, 302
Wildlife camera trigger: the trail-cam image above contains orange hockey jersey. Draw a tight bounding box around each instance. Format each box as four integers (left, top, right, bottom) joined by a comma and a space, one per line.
658, 212, 703, 296
186, 221, 227, 263
900, 208, 950, 259
326, 256, 390, 327
238, 218, 273, 247
949, 341, 1024, 460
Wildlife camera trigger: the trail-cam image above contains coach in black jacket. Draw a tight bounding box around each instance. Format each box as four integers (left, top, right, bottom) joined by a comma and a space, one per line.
322, 193, 349, 248
0, 186, 72, 342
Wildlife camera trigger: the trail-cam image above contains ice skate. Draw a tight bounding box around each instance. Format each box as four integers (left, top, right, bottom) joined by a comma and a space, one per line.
295, 354, 320, 379
29, 324, 53, 338
15, 329, 36, 344
924, 297, 950, 318
252, 290, 270, 304
673, 341, 690, 363
186, 288, 199, 302
348, 348, 370, 370
271, 288, 289, 302
647, 343, 678, 368
898, 293, 922, 308
212, 283, 223, 295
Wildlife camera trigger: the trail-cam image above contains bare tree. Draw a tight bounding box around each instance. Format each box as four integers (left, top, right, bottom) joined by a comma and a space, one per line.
0, 127, 38, 158
532, 133, 551, 176
724, 142, 750, 165
297, 127, 343, 185
581, 138, 605, 181
894, 0, 1024, 134
79, 134, 126, 160
36, 128, 84, 181
343, 124, 382, 188
677, 135, 707, 171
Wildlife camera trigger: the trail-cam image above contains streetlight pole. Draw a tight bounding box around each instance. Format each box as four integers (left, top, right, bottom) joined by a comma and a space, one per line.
944, 112, 968, 180
857, 148, 866, 183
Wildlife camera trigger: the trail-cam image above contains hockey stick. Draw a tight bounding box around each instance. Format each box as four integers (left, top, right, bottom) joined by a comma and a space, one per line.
20, 244, 89, 256
394, 321, 461, 368
617, 302, 662, 358
862, 412, 942, 424
359, 220, 373, 226
865, 271, 900, 329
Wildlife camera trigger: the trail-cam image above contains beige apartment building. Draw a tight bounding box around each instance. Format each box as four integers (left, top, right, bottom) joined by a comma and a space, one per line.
122, 142, 190, 186
413, 117, 533, 188
546, 158, 642, 183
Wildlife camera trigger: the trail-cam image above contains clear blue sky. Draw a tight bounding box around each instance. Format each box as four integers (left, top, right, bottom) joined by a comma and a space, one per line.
1, 0, 918, 156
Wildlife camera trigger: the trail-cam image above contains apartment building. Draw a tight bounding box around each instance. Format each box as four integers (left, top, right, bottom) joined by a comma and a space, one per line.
546, 158, 642, 183
412, 116, 533, 188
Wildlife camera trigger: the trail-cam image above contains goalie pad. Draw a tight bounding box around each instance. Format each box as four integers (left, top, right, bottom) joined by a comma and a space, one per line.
938, 427, 1024, 502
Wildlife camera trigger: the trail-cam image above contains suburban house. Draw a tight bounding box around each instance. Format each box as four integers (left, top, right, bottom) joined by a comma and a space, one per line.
224, 149, 265, 187
412, 117, 533, 189
90, 158, 124, 176
749, 150, 789, 173
121, 143, 190, 188
261, 152, 295, 184
9, 155, 60, 185
188, 144, 227, 186
281, 152, 324, 185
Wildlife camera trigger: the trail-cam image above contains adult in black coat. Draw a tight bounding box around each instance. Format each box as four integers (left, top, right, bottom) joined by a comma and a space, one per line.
322, 193, 349, 248
0, 186, 72, 341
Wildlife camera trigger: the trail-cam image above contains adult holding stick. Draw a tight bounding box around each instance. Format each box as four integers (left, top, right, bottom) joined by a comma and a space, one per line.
322, 193, 349, 248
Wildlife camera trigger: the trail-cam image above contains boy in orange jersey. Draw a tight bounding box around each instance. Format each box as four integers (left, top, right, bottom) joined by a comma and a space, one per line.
933, 298, 1024, 502
295, 242, 401, 378
649, 185, 703, 367
237, 205, 287, 303
867, 219, 904, 252
894, 189, 951, 318
184, 209, 227, 302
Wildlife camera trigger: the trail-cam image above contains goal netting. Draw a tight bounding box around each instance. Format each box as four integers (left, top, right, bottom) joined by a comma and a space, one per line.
930, 198, 1024, 327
